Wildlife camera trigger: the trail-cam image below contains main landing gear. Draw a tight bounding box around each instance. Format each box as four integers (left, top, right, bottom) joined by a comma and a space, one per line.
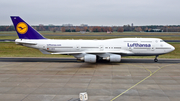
154, 55, 159, 62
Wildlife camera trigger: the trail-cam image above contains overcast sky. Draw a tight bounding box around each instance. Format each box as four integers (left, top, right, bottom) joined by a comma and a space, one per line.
0, 0, 180, 26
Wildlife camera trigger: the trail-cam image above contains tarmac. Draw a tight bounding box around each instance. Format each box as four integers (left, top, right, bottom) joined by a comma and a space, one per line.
0, 58, 180, 101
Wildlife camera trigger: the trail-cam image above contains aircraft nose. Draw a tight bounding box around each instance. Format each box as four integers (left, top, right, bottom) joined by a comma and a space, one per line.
171, 45, 175, 51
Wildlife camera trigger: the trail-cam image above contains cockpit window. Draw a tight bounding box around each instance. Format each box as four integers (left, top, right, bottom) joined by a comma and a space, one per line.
160, 40, 164, 42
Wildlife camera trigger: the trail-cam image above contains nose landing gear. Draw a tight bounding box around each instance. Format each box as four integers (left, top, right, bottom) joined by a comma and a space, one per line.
154, 55, 159, 62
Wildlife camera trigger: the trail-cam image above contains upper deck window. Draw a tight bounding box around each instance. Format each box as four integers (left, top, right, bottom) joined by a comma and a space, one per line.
160, 40, 165, 42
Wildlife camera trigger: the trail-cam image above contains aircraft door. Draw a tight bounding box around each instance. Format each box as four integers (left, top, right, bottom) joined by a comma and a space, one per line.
151, 46, 155, 51
43, 45, 46, 50
39, 44, 46, 50
76, 45, 80, 50
100, 45, 104, 51
151, 40, 157, 51
129, 47, 133, 51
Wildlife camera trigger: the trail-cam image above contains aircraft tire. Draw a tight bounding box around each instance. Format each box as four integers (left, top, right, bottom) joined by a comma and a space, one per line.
154, 59, 158, 62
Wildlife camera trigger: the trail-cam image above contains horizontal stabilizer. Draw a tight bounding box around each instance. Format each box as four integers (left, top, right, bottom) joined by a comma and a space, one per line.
15, 41, 37, 45
39, 49, 51, 54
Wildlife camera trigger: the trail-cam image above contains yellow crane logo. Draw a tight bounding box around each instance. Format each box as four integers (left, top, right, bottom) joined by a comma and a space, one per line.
16, 22, 28, 34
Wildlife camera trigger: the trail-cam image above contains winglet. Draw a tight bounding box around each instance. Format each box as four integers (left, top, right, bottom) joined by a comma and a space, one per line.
10, 16, 46, 39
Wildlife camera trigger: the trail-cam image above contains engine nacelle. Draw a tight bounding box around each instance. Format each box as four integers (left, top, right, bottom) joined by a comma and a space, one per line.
110, 54, 121, 62
84, 54, 97, 63
103, 54, 121, 62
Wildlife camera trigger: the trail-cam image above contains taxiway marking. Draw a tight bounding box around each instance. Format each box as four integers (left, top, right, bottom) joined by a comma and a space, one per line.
111, 63, 179, 101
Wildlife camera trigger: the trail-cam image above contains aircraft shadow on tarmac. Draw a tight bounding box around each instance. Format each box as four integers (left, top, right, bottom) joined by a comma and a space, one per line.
0, 58, 179, 63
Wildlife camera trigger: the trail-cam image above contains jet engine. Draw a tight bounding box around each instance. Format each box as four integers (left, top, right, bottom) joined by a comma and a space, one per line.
110, 54, 121, 62
79, 54, 97, 63
103, 54, 121, 62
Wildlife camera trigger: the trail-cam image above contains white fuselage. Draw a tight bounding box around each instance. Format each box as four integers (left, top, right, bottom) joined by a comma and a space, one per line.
15, 38, 175, 62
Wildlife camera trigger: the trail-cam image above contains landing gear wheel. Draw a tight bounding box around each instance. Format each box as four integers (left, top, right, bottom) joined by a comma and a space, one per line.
154, 55, 159, 62
154, 59, 158, 62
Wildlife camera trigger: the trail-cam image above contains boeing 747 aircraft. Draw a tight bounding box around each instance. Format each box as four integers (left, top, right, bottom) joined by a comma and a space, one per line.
10, 16, 175, 63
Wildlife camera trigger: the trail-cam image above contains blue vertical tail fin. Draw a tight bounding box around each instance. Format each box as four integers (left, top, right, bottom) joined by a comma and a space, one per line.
10, 16, 46, 39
